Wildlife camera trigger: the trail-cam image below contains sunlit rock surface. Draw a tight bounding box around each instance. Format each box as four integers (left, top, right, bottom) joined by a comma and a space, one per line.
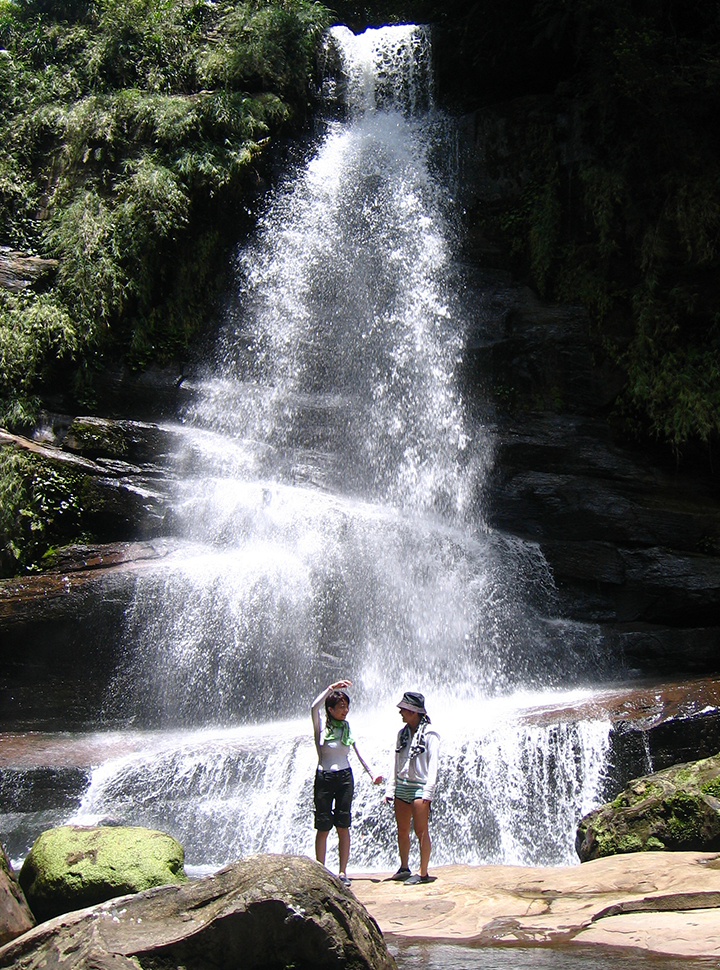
0, 847, 33, 946
352, 852, 720, 958
0, 854, 396, 970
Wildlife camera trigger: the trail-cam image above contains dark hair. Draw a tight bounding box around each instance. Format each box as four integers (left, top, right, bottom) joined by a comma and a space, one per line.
325, 690, 350, 715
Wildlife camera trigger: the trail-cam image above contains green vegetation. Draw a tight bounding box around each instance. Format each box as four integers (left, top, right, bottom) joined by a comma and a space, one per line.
0, 0, 329, 573
665, 790, 705, 842
0, 449, 84, 574
0, 0, 330, 422
416, 0, 720, 455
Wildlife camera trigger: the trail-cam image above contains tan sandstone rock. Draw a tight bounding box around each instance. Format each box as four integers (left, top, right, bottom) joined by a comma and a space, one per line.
0, 847, 34, 946
351, 851, 720, 958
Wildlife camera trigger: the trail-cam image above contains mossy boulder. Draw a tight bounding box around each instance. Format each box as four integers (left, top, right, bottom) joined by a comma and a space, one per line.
577, 751, 720, 862
18, 825, 187, 922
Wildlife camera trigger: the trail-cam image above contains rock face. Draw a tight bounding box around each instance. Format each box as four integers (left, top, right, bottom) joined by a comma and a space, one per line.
0, 846, 34, 946
460, 268, 720, 674
0, 423, 179, 560
0, 854, 397, 970
0, 248, 57, 293
0, 538, 181, 730
577, 751, 720, 862
18, 824, 187, 922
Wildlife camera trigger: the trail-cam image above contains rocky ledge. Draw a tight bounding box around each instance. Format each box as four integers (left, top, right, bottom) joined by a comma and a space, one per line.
0, 854, 395, 970
353, 852, 720, 959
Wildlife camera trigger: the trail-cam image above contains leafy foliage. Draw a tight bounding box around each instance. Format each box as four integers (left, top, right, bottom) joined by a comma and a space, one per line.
0, 290, 78, 422
0, 447, 84, 575
0, 0, 330, 415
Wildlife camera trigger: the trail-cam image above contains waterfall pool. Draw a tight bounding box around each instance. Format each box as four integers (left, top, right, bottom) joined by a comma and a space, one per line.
389, 942, 717, 969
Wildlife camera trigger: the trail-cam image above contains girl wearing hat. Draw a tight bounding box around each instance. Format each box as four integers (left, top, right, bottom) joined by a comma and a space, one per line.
387, 690, 440, 885
311, 679, 383, 886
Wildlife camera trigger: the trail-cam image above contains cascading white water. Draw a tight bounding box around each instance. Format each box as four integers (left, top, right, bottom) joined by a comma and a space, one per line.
75, 694, 610, 870
91, 24, 614, 871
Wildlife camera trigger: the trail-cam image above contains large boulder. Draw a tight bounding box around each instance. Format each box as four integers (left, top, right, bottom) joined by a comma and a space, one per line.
18, 824, 187, 922
577, 751, 720, 862
0, 845, 34, 945
0, 854, 397, 970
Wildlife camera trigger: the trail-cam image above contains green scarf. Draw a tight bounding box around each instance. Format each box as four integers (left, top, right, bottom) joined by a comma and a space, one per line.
324, 716, 354, 746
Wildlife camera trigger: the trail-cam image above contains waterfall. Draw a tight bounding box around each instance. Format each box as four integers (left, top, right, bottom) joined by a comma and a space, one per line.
93, 24, 613, 871
74, 696, 610, 871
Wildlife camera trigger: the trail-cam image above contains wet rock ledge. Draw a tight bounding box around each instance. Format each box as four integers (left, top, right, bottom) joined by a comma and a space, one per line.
0, 537, 183, 731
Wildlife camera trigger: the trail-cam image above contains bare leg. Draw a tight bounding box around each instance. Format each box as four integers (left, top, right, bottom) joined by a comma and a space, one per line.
394, 798, 413, 870
411, 799, 431, 876
315, 829, 329, 866
337, 826, 350, 875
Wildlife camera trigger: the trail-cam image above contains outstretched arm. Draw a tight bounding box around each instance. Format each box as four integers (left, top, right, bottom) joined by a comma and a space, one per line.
352, 743, 383, 784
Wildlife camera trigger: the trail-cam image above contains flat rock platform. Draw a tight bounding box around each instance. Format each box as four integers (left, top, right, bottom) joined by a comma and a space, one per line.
351, 852, 720, 959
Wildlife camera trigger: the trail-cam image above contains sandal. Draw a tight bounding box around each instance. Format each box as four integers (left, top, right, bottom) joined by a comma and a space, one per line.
388, 867, 412, 881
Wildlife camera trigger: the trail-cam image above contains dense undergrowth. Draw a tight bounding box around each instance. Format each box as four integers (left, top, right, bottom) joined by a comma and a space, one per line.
0, 0, 329, 424
427, 0, 720, 455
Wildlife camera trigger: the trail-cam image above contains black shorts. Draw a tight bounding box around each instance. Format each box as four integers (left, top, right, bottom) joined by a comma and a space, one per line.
314, 767, 354, 831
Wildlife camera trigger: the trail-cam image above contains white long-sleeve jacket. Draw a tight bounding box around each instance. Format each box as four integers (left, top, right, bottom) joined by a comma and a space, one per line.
390, 726, 440, 801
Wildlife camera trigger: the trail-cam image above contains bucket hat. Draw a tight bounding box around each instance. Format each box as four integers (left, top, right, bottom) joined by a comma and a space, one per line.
397, 691, 427, 715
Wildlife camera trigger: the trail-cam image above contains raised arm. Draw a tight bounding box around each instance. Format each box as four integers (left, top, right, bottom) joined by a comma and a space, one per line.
311, 680, 352, 752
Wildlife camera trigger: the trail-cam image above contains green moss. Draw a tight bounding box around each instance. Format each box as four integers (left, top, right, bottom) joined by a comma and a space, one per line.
700, 778, 720, 799
594, 829, 643, 856
665, 791, 704, 842
19, 824, 187, 922
64, 418, 129, 457
611, 781, 663, 810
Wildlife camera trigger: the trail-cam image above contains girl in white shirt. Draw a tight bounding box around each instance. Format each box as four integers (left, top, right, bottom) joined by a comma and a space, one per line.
311, 679, 382, 886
